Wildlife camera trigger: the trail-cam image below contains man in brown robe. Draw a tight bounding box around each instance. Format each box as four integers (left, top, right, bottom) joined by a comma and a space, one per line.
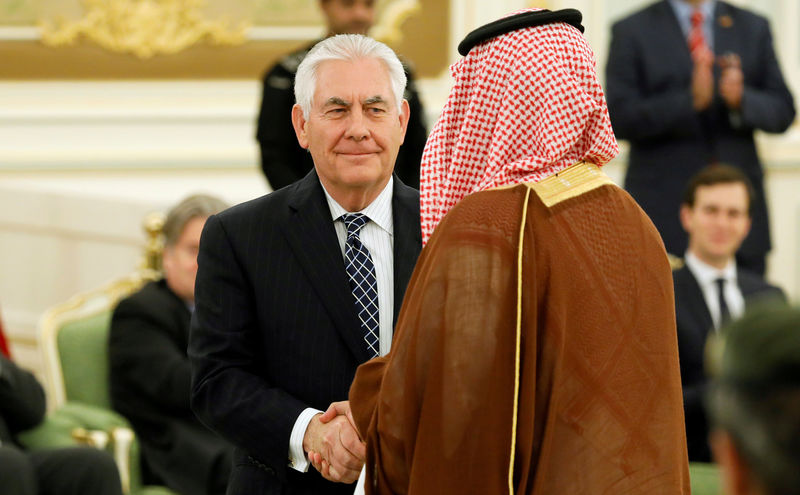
323, 8, 689, 494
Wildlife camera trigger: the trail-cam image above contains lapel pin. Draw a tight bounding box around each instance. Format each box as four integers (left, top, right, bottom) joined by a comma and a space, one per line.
718, 15, 733, 28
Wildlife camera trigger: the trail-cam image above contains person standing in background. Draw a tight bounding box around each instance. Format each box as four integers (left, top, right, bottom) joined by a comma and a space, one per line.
256, 0, 428, 190
606, 0, 795, 276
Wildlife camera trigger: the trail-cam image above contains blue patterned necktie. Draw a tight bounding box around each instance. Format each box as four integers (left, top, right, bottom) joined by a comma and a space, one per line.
341, 213, 380, 358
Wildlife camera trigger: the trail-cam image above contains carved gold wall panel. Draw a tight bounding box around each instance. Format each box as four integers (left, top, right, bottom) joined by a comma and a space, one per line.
39, 0, 248, 58
0, 0, 448, 79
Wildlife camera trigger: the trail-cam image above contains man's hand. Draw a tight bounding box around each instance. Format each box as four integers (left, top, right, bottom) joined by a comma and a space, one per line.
319, 400, 358, 432
718, 53, 744, 110
303, 402, 365, 483
691, 46, 714, 111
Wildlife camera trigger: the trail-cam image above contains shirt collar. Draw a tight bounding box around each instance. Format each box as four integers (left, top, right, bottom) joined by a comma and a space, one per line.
685, 250, 737, 286
322, 177, 394, 235
669, 0, 716, 34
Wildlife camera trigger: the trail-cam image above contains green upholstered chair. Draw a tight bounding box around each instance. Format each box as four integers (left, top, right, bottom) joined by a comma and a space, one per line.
689, 461, 722, 495
17, 213, 175, 495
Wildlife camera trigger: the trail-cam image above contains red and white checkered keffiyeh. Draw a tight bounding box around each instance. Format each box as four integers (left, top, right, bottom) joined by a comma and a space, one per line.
420, 8, 619, 244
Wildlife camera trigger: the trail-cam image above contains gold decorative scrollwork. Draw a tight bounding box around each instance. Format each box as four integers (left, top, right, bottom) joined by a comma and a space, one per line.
371, 0, 420, 46
39, 0, 248, 59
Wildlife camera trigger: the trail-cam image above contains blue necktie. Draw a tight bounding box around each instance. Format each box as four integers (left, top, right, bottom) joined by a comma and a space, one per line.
341, 213, 379, 359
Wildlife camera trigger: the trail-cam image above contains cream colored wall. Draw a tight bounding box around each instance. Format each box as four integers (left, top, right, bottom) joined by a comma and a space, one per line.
0, 167, 268, 374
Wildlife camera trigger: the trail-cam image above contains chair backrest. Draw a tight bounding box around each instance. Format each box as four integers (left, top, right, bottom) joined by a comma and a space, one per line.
39, 211, 165, 410
689, 462, 721, 495
39, 273, 158, 409
58, 309, 114, 408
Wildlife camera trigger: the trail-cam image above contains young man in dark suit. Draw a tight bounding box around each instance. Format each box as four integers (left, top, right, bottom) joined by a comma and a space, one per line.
190, 34, 422, 494
606, 0, 795, 275
674, 165, 786, 462
109, 194, 234, 495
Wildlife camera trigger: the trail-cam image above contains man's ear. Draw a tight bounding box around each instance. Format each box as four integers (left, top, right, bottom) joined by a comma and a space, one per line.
398, 99, 410, 144
291, 104, 309, 149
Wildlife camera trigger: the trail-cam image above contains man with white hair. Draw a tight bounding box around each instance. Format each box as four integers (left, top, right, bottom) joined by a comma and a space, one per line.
190, 34, 422, 494
256, 0, 428, 191
341, 8, 689, 493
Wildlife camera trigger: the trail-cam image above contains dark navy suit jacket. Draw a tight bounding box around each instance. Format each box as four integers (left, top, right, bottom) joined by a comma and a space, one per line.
189, 171, 421, 494
673, 264, 785, 461
110, 279, 233, 495
606, 0, 795, 264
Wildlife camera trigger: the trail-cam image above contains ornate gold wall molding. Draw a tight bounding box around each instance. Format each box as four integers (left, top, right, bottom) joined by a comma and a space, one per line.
0, 0, 447, 79
39, 0, 248, 59
371, 0, 420, 46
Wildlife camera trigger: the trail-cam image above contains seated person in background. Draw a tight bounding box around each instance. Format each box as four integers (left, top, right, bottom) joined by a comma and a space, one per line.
1, 353, 123, 495
110, 194, 233, 495
707, 305, 800, 495
674, 164, 786, 462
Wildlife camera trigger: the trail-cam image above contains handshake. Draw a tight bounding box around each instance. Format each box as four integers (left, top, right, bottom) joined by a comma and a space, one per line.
303, 401, 365, 483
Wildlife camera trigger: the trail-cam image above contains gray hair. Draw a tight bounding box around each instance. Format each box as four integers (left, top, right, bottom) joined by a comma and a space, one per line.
163, 193, 228, 247
294, 34, 407, 119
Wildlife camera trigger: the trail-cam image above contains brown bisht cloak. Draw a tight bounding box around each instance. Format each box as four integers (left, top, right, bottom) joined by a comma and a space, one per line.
350, 164, 690, 494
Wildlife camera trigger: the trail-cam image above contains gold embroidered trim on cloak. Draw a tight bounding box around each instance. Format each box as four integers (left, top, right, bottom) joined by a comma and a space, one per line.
527, 161, 614, 207
508, 186, 532, 493
39, 0, 248, 59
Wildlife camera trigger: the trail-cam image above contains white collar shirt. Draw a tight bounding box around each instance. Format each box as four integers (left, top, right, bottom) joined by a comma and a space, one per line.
685, 251, 745, 329
669, 0, 716, 52
288, 178, 395, 474
322, 177, 394, 357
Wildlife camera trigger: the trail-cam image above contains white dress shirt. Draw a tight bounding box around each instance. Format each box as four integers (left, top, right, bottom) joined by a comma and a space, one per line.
288, 178, 395, 472
685, 251, 745, 329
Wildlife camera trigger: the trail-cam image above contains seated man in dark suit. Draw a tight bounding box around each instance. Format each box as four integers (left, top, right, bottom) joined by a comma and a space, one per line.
110, 194, 234, 495
674, 164, 786, 462
706, 305, 800, 495
1, 352, 123, 495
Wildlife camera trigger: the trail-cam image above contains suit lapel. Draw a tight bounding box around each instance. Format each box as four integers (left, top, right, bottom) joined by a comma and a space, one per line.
659, 0, 694, 73
282, 172, 371, 363
390, 179, 422, 326
713, 2, 738, 57
677, 267, 714, 337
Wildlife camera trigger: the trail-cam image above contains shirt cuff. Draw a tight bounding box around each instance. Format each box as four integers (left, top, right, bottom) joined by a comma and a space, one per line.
288, 407, 322, 472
